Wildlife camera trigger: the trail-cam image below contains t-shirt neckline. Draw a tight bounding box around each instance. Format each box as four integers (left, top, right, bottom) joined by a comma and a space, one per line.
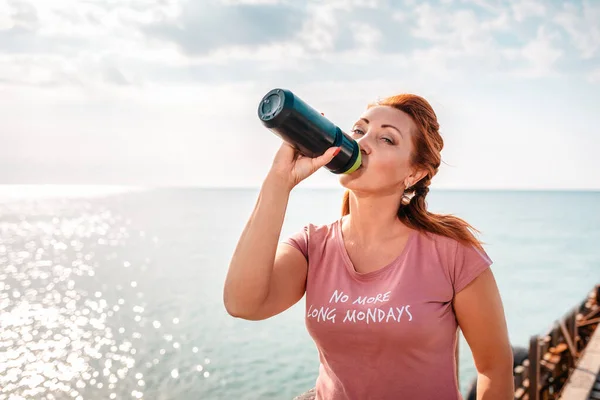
334, 217, 417, 281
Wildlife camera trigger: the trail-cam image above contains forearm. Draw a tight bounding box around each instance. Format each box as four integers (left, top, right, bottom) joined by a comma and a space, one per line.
223, 173, 291, 316
476, 368, 514, 400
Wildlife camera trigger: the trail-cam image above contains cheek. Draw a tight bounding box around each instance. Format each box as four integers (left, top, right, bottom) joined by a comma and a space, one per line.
338, 150, 410, 188
374, 153, 410, 178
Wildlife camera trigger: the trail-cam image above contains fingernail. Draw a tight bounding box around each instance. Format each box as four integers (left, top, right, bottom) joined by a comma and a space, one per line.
333, 147, 341, 157
321, 112, 325, 116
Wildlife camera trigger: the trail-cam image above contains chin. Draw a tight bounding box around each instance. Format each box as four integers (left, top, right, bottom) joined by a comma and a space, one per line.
338, 167, 367, 190
339, 171, 402, 195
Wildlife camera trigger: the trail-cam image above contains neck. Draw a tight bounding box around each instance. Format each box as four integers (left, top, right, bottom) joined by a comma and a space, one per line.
344, 190, 410, 242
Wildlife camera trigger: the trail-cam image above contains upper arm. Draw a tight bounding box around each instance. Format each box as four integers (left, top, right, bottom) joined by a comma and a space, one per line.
453, 269, 513, 374
248, 242, 308, 320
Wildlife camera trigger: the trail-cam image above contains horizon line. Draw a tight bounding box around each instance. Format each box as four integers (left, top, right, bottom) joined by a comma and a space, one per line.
0, 184, 599, 192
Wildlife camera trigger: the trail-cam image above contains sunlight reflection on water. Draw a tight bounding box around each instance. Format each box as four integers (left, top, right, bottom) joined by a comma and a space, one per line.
0, 200, 211, 399
0, 205, 138, 399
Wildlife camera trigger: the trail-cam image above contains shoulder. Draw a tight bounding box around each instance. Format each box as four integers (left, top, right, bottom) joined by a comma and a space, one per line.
304, 220, 338, 234
414, 230, 493, 293
413, 229, 458, 258
281, 219, 340, 257
416, 229, 489, 260
301, 219, 340, 248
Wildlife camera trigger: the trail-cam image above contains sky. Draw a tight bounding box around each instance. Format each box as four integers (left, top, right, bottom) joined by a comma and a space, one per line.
0, 0, 599, 190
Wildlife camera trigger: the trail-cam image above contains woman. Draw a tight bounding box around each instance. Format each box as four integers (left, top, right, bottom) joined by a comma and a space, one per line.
223, 93, 514, 399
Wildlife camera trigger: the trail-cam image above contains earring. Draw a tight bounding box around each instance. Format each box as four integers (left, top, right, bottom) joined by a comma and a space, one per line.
401, 185, 414, 205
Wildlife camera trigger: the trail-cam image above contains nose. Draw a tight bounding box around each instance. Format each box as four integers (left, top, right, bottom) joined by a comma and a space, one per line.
356, 135, 372, 155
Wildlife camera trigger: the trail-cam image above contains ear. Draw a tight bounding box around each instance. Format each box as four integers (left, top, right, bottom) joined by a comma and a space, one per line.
407, 168, 428, 187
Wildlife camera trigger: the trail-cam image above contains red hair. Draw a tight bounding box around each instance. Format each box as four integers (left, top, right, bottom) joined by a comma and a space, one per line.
341, 94, 485, 251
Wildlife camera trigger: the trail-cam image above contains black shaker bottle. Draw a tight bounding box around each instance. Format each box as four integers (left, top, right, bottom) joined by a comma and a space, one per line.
257, 88, 362, 174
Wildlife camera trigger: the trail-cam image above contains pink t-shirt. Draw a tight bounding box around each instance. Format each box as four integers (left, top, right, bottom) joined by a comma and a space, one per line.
283, 218, 493, 400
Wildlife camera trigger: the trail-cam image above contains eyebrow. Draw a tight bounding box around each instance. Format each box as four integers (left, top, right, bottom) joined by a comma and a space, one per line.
359, 118, 404, 138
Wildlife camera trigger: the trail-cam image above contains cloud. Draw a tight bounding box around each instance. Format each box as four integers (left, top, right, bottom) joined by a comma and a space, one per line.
1, 1, 599, 189
350, 22, 382, 49
458, 0, 504, 14
0, 0, 598, 90
520, 27, 563, 75
553, 1, 600, 59
510, 0, 546, 22
392, 3, 512, 78
297, 3, 339, 53
142, 0, 412, 58
0, 0, 86, 57
502, 26, 563, 78
588, 68, 600, 83
7, 0, 38, 28
0, 0, 185, 87
143, 0, 307, 55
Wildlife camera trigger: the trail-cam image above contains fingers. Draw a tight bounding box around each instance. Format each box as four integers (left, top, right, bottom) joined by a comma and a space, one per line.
312, 146, 341, 169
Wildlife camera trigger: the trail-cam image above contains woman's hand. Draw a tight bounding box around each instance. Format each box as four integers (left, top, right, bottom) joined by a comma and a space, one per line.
267, 142, 341, 190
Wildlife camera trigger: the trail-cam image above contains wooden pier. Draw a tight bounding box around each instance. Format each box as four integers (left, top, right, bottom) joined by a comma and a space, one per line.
513, 284, 600, 400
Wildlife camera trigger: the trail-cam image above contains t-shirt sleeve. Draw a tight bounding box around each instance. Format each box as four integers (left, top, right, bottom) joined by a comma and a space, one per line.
451, 240, 493, 295
281, 225, 309, 261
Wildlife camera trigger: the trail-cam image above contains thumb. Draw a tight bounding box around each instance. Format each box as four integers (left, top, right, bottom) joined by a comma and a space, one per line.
313, 146, 341, 169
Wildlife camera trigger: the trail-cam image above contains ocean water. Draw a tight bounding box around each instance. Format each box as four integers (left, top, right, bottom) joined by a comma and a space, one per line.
0, 187, 599, 400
